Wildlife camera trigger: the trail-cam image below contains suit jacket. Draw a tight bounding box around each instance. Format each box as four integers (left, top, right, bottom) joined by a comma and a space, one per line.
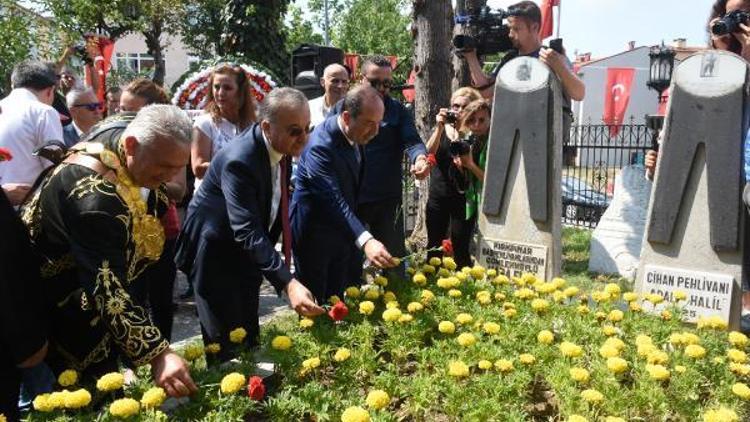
291, 115, 366, 247
62, 124, 80, 148
176, 124, 291, 291
329, 95, 425, 204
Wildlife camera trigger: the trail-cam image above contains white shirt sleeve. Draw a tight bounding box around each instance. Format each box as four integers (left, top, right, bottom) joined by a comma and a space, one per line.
193, 114, 216, 140
356, 231, 374, 249
37, 107, 64, 146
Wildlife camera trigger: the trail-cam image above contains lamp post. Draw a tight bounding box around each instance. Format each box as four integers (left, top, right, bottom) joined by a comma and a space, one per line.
645, 42, 676, 150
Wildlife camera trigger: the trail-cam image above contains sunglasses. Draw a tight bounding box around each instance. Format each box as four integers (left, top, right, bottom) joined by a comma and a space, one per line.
72, 102, 103, 111
367, 78, 393, 90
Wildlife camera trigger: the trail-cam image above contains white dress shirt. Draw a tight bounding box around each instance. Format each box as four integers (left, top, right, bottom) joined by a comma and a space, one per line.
308, 95, 333, 128
337, 117, 373, 249
0, 88, 63, 185
262, 131, 284, 230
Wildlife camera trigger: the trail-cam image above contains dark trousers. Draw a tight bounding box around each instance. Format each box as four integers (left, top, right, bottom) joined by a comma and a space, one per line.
295, 229, 355, 304
131, 239, 177, 341
0, 364, 20, 421
425, 194, 476, 269
352, 196, 407, 281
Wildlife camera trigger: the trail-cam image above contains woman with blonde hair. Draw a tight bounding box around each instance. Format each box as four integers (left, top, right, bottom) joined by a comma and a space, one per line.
425, 87, 483, 267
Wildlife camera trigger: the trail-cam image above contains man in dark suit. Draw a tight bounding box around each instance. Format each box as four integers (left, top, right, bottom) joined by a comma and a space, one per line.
292, 85, 397, 303
176, 88, 323, 360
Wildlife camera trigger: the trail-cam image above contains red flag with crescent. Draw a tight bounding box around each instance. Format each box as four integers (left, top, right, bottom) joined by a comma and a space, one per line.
603, 67, 635, 136
539, 0, 560, 40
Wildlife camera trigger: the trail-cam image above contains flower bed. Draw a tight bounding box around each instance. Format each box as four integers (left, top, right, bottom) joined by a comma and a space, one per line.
25, 232, 750, 421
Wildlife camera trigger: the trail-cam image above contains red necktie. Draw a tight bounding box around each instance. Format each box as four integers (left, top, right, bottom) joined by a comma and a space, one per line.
279, 156, 292, 266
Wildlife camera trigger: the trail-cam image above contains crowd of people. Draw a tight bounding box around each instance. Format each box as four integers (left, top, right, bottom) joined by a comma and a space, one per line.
1, 0, 749, 420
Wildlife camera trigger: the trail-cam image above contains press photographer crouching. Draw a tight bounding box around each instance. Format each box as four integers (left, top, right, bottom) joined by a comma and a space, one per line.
460, 0, 584, 103
425, 88, 483, 268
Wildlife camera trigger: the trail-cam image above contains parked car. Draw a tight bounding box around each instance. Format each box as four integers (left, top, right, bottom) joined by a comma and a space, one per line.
561, 175, 611, 222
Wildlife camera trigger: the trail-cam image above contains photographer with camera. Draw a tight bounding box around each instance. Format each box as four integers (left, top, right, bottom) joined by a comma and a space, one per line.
460, 1, 584, 103
425, 87, 483, 268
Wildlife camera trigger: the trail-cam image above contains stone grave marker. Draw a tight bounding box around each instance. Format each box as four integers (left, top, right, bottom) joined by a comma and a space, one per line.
478, 56, 563, 281
589, 165, 652, 278
636, 51, 747, 328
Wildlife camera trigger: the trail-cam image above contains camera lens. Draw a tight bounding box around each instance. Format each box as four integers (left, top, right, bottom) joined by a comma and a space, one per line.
712, 20, 730, 36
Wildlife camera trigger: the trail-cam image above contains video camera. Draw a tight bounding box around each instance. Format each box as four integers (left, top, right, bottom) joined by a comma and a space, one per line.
453, 6, 513, 56
73, 42, 93, 66
712, 10, 750, 36
449, 133, 480, 157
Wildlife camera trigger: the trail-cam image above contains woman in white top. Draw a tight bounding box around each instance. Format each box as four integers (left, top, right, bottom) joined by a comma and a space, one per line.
192, 64, 256, 189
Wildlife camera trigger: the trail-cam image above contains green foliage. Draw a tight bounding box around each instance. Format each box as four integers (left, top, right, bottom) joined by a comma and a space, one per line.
179, 0, 225, 58
0, 1, 34, 96
36, 0, 141, 40
284, 4, 324, 53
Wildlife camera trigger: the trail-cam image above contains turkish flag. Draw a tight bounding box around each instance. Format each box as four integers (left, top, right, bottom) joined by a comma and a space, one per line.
84, 35, 114, 103
402, 69, 416, 103
603, 67, 635, 136
344, 53, 360, 80
539, 0, 559, 40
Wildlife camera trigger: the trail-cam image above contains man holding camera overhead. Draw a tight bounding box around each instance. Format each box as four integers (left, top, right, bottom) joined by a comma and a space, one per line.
461, 0, 585, 103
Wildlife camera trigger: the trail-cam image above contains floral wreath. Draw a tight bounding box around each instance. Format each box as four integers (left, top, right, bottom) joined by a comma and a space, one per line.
171, 61, 279, 110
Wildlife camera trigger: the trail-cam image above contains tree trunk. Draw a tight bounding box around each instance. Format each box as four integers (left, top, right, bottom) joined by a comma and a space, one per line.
143, 18, 166, 86
408, 0, 453, 251
452, 0, 486, 91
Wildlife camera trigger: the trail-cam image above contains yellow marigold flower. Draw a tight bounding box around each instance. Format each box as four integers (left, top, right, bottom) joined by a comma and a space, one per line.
385, 301, 399, 309
64, 389, 91, 410
531, 298, 550, 312
606, 357, 628, 374
519, 353, 535, 365
669, 332, 685, 346
535, 282, 556, 294
428, 257, 442, 267
697, 315, 728, 330
183, 343, 204, 361
96, 372, 125, 392
591, 291, 610, 303
605, 417, 626, 422
729, 331, 749, 347
604, 337, 625, 351
728, 348, 748, 363
604, 283, 621, 296
374, 275, 388, 287
406, 267, 416, 275
623, 292, 638, 302
401, 302, 421, 314
334, 347, 351, 362
503, 301, 516, 309
569, 367, 590, 383
47, 391, 66, 409
109, 398, 140, 418
33, 394, 54, 412
448, 360, 470, 377
682, 332, 700, 345
345, 286, 361, 298
559, 341, 583, 358
494, 292, 506, 301
637, 343, 657, 358
577, 305, 590, 315
455, 272, 468, 282
595, 311, 607, 321
299, 318, 314, 329
205, 343, 221, 354
364, 289, 380, 300
703, 407, 738, 422
457, 333, 477, 347
661, 310, 673, 321
503, 308, 518, 318
140, 387, 166, 409
537, 330, 554, 345
647, 350, 669, 365
635, 334, 653, 346
514, 288, 536, 300
442, 256, 457, 271
437, 268, 451, 278
456, 313, 473, 325
673, 290, 687, 301
581, 388, 603, 403
271, 335, 293, 351
220, 372, 246, 394
422, 264, 436, 274
229, 327, 247, 344
58, 369, 78, 387
608, 309, 624, 322
646, 293, 664, 304
495, 359, 514, 372
599, 345, 620, 358
470, 265, 486, 280
483, 322, 501, 335
382, 308, 402, 322
732, 382, 750, 399
493, 274, 510, 285
421, 289, 435, 304
713, 357, 725, 364
365, 389, 390, 410
645, 364, 670, 381
359, 300, 375, 315
412, 273, 427, 286
476, 291, 492, 305
448, 289, 462, 298
552, 277, 566, 288
438, 321, 456, 334
563, 286, 579, 298
478, 359, 493, 370
341, 406, 371, 422
602, 325, 617, 336
674, 365, 687, 373
685, 344, 706, 359
302, 357, 321, 371
552, 291, 566, 303
398, 314, 413, 323
329, 295, 341, 305
568, 416, 588, 422
521, 273, 537, 285
436, 278, 452, 289
629, 302, 643, 312
730, 362, 750, 375
383, 291, 396, 303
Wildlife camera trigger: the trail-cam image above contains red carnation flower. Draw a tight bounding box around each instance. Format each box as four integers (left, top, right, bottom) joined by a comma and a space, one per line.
247, 376, 265, 401
328, 300, 349, 321
441, 239, 454, 256
426, 153, 437, 167
0, 147, 12, 162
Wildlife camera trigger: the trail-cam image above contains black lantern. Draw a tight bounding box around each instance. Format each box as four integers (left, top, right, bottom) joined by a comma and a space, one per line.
647, 42, 675, 103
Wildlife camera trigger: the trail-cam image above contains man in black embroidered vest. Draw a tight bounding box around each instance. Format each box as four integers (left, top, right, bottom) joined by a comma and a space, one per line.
21, 105, 197, 397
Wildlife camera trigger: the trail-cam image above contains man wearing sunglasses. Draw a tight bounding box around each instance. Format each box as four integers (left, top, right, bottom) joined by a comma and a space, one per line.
63, 87, 102, 147
330, 55, 430, 281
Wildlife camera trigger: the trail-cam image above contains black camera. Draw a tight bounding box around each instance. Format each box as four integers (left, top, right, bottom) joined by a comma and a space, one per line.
444, 111, 459, 125
453, 6, 513, 56
73, 43, 93, 66
712, 10, 750, 36
449, 134, 479, 157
